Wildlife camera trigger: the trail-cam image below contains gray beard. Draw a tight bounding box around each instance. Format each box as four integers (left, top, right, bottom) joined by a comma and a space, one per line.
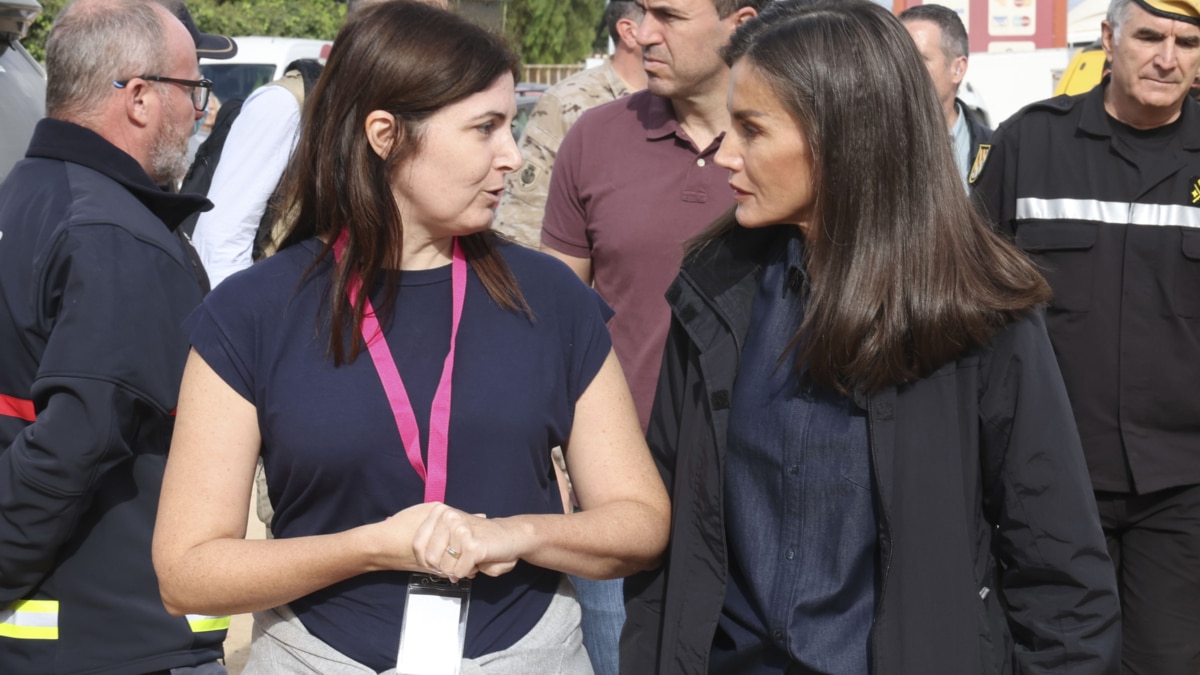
148, 99, 192, 185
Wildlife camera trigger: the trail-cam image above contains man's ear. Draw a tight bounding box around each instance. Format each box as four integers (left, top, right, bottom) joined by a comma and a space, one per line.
122, 79, 155, 129
616, 17, 640, 49
951, 55, 968, 86
730, 6, 757, 27
364, 110, 399, 160
1100, 20, 1115, 63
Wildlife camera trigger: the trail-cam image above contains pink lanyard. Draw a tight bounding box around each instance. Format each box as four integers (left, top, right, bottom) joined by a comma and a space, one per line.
333, 232, 466, 503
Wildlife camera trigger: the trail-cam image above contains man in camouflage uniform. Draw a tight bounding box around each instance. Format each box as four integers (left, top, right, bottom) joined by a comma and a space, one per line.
492, 0, 646, 247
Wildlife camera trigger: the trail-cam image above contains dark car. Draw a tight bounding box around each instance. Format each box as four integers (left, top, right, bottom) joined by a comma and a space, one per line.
513, 94, 538, 141
0, 0, 45, 182
509, 82, 548, 140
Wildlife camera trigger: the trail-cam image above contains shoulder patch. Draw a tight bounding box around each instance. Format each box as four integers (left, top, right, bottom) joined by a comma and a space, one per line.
968, 144, 992, 185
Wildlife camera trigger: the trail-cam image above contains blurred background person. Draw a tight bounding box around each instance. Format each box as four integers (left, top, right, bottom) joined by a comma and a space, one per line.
152, 3, 669, 673
186, 91, 220, 165
899, 3, 991, 190
622, 1, 1120, 672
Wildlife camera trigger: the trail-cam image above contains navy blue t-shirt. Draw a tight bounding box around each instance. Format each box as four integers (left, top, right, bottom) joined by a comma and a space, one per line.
186, 237, 612, 671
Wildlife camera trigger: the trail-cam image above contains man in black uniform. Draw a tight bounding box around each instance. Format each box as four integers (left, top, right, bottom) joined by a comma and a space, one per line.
973, 0, 1200, 672
0, 0, 235, 672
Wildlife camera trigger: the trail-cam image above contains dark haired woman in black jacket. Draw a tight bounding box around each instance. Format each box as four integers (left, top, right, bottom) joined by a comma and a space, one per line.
620, 1, 1120, 673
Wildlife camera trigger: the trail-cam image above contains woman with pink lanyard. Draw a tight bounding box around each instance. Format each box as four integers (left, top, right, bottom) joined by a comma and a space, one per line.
151, 3, 670, 673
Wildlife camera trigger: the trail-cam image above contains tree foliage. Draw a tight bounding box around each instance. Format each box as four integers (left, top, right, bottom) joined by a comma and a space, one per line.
23, 0, 343, 63
504, 0, 605, 65
23, 0, 606, 65
24, 0, 66, 63
186, 0, 343, 43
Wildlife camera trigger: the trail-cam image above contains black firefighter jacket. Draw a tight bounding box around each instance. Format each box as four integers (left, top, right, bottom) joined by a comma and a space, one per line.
620, 224, 1121, 675
0, 119, 225, 674
972, 81, 1200, 495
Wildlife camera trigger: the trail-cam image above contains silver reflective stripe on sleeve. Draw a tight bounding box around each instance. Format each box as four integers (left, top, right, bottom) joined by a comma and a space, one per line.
186, 614, 232, 632
0, 600, 59, 639
1016, 197, 1200, 228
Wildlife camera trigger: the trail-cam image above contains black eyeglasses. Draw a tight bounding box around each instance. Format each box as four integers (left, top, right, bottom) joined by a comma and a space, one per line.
113, 75, 213, 112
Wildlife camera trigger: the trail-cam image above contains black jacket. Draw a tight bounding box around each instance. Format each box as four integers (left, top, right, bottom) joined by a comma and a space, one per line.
0, 119, 226, 674
972, 83, 1200, 494
960, 97, 993, 179
620, 225, 1120, 674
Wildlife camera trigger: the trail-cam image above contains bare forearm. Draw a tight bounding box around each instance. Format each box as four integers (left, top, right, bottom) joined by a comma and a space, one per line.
156, 523, 401, 616
504, 499, 669, 580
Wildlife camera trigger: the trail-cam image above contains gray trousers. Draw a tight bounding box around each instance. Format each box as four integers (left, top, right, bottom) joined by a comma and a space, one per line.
242, 577, 593, 674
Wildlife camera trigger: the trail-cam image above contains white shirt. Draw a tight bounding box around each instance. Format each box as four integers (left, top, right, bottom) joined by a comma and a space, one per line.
951, 100, 972, 191
193, 84, 301, 288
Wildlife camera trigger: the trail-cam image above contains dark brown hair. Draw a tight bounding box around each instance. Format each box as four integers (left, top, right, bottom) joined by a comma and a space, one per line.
714, 0, 774, 19
708, 0, 1049, 395
274, 0, 528, 364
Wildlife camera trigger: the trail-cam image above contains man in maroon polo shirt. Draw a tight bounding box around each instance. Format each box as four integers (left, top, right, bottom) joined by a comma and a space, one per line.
539, 0, 770, 672
543, 0, 768, 432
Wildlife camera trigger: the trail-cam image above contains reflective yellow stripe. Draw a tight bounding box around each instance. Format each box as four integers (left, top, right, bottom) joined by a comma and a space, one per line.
0, 602, 230, 639
0, 599, 59, 640
186, 614, 231, 632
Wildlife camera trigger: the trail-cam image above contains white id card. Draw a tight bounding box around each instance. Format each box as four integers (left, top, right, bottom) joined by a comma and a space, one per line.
396, 575, 471, 675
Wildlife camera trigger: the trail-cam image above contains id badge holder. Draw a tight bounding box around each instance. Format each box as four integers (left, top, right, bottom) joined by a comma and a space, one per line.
396, 575, 472, 675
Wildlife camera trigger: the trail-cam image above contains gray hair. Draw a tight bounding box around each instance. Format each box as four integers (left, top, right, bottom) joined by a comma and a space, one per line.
46, 0, 170, 121
1107, 0, 1136, 42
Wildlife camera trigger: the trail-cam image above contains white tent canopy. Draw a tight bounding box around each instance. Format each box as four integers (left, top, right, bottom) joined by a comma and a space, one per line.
1069, 0, 1108, 45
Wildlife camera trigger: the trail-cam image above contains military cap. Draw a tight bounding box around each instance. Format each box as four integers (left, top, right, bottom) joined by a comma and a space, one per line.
174, 3, 238, 59
1134, 0, 1200, 25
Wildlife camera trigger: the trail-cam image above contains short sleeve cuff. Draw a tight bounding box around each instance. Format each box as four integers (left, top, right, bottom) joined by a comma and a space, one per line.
541, 227, 592, 259
183, 302, 255, 403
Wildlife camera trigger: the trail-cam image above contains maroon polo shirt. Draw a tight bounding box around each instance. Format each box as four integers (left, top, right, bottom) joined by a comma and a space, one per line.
543, 90, 734, 431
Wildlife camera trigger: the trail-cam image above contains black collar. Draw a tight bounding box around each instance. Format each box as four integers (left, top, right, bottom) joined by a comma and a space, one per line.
1079, 78, 1200, 150
24, 118, 212, 230
680, 214, 794, 299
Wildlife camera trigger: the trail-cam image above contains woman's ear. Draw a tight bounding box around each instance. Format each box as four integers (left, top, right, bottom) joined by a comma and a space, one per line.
364, 110, 399, 160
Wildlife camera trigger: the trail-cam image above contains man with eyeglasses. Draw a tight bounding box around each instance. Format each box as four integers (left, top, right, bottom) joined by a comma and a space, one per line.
0, 0, 237, 672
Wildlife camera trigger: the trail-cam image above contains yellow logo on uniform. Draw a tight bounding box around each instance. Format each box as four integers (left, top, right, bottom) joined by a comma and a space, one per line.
968, 144, 992, 185
1192, 177, 1200, 204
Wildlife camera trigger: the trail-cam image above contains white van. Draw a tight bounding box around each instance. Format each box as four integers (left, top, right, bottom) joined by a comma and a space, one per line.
0, 0, 45, 182
199, 36, 331, 103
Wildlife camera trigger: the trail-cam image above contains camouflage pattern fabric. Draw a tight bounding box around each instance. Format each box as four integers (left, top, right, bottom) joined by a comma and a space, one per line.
493, 61, 631, 248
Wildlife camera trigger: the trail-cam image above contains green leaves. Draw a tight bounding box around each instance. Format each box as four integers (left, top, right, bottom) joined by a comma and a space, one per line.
23, 0, 343, 63
23, 0, 606, 69
505, 0, 605, 65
